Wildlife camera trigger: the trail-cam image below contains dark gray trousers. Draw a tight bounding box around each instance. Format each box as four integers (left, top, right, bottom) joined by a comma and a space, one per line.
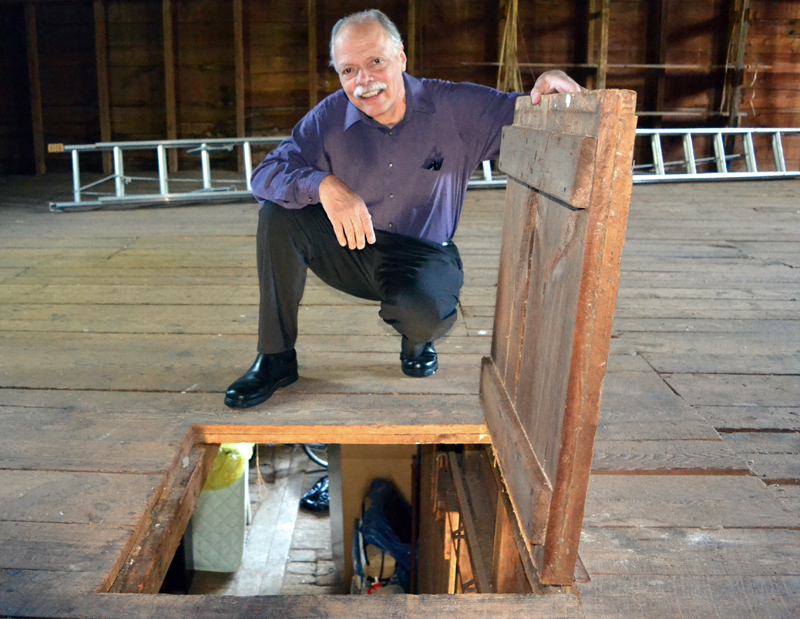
256, 201, 464, 358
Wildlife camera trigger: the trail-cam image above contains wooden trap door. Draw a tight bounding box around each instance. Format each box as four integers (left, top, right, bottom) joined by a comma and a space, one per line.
481, 90, 637, 586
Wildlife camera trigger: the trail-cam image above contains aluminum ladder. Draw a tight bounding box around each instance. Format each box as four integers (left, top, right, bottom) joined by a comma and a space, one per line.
635, 127, 800, 182
48, 127, 799, 211
48, 137, 284, 212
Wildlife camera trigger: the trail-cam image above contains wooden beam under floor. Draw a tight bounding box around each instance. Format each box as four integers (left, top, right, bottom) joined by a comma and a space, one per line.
107, 440, 218, 594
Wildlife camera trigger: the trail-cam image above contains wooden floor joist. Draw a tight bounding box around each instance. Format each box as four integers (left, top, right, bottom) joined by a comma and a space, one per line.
107, 443, 219, 594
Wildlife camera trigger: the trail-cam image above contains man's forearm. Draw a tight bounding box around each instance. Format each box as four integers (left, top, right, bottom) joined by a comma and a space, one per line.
250, 156, 329, 209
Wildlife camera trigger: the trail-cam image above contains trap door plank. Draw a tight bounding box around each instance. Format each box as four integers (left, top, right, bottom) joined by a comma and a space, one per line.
481, 90, 637, 586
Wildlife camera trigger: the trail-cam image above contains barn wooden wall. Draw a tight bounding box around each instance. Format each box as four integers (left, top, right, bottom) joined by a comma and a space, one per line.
745, 2, 799, 127
0, 0, 797, 175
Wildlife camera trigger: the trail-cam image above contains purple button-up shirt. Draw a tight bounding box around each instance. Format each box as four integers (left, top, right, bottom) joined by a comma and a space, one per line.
251, 74, 521, 244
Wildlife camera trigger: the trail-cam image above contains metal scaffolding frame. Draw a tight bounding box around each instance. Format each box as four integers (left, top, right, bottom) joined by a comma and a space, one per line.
48, 127, 799, 211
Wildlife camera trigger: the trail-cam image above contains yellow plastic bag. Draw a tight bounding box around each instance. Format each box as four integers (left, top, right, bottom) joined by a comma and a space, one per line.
202, 443, 254, 492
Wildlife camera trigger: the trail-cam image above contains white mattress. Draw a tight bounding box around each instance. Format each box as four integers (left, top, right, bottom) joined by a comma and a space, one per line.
184, 471, 248, 573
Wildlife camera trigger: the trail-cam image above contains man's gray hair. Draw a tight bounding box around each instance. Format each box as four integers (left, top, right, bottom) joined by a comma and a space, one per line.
329, 9, 403, 71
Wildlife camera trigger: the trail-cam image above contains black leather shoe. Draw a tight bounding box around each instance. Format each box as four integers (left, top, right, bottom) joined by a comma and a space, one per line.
400, 342, 438, 377
224, 350, 298, 409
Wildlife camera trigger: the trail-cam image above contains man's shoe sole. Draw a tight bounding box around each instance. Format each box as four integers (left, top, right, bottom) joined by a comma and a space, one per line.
224, 373, 298, 409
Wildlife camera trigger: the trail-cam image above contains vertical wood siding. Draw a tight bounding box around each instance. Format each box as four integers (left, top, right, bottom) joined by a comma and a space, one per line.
0, 0, 797, 174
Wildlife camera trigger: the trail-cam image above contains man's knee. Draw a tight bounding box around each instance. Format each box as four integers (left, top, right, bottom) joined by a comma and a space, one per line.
381, 283, 459, 337
257, 202, 317, 261
258, 201, 332, 247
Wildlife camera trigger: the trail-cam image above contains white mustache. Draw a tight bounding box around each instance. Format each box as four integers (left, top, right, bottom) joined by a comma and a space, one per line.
353, 82, 387, 98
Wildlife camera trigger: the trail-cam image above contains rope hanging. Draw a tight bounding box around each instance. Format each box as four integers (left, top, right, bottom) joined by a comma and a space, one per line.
719, 0, 752, 124
497, 0, 523, 93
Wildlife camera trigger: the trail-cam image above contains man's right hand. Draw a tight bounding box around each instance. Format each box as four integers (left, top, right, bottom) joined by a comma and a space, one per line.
530, 70, 582, 106
318, 175, 377, 250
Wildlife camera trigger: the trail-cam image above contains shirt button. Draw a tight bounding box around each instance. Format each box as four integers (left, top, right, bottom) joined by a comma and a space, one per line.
388, 131, 393, 136
388, 162, 393, 168
389, 194, 394, 199
388, 222, 393, 227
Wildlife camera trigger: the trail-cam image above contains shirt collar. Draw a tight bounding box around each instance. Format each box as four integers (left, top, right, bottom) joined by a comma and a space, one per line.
343, 73, 436, 131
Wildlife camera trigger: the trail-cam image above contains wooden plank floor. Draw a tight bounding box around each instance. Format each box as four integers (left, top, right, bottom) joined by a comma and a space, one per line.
577, 180, 800, 619
1, 174, 799, 618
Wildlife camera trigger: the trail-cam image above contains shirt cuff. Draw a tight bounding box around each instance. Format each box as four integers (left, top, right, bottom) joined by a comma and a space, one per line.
299, 170, 329, 205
